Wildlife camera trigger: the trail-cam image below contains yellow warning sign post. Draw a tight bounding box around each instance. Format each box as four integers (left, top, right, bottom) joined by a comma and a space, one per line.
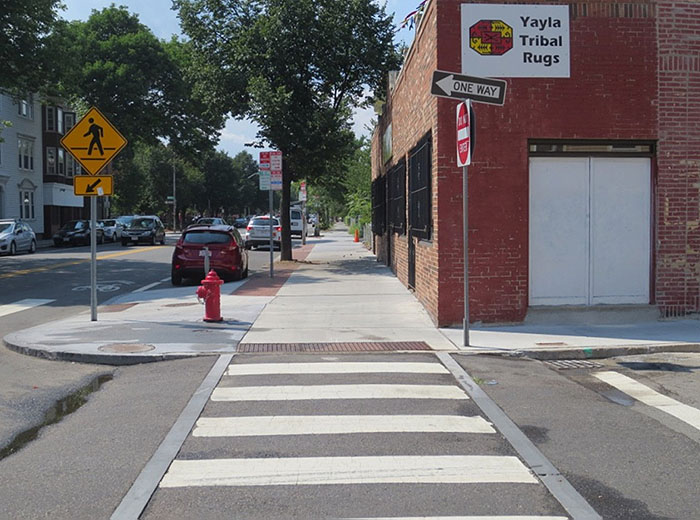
74, 175, 113, 196
60, 107, 127, 175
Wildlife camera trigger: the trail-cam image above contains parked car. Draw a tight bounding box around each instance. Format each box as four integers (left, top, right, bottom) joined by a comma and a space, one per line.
121, 216, 165, 246
0, 219, 36, 255
290, 207, 306, 238
116, 215, 137, 229
171, 225, 248, 285
233, 217, 249, 228
244, 215, 281, 250
98, 219, 123, 242
52, 220, 104, 247
309, 214, 320, 236
306, 217, 316, 237
192, 217, 228, 227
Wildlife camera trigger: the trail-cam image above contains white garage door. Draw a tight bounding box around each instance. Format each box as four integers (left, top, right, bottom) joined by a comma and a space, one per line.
529, 157, 651, 306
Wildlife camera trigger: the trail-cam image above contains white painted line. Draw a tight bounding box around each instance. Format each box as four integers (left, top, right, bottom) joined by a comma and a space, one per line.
160, 276, 170, 282
193, 415, 495, 437
342, 516, 569, 520
211, 384, 469, 401
0, 299, 54, 318
226, 362, 449, 376
132, 281, 161, 293
159, 455, 537, 487
594, 371, 700, 431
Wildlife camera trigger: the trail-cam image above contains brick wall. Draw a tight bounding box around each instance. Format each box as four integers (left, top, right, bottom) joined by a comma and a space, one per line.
655, 1, 700, 314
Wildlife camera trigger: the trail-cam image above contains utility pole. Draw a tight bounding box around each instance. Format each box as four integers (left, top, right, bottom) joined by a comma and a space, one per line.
172, 163, 177, 231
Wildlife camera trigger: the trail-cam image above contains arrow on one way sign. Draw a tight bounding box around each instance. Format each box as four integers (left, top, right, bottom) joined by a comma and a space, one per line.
86, 179, 102, 193
431, 70, 507, 105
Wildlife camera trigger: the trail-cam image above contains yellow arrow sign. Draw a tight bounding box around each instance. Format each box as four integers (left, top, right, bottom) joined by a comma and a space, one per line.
61, 107, 127, 175
74, 175, 113, 196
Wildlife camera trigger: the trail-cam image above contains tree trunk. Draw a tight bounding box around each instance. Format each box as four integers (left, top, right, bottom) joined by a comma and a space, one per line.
280, 163, 292, 261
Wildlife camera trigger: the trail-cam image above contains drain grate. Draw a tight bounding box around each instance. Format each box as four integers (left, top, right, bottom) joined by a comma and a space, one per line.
236, 341, 432, 353
544, 359, 604, 370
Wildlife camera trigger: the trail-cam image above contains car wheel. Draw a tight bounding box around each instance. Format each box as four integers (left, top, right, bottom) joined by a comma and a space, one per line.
112, 233, 117, 243
97, 234, 104, 245
9, 242, 16, 256
29, 240, 36, 254
244, 243, 251, 250
160, 235, 165, 245
150, 236, 156, 246
171, 270, 183, 286
242, 263, 249, 279
121, 239, 128, 247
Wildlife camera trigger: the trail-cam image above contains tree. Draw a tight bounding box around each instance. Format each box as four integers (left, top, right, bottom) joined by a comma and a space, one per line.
0, 0, 63, 95
176, 0, 401, 259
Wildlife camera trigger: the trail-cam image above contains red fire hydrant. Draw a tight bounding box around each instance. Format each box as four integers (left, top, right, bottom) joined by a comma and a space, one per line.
354, 228, 360, 242
196, 270, 224, 322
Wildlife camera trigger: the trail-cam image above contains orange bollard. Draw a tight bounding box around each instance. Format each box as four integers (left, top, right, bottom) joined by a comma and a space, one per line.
354, 228, 359, 242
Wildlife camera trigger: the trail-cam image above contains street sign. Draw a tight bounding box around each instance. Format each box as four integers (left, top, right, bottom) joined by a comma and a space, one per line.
431, 70, 507, 105
259, 151, 271, 170
270, 171, 282, 191
299, 181, 307, 201
74, 175, 113, 196
259, 170, 271, 190
61, 107, 128, 175
456, 101, 471, 167
270, 151, 282, 173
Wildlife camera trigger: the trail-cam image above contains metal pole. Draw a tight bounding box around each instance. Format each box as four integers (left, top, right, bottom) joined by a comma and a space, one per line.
301, 201, 306, 245
463, 165, 469, 347
269, 188, 274, 278
203, 246, 210, 276
90, 196, 97, 321
172, 163, 176, 232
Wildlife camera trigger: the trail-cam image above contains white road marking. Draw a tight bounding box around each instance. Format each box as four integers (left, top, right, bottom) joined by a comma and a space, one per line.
0, 299, 54, 318
343, 516, 569, 520
211, 384, 469, 401
132, 281, 161, 293
226, 362, 449, 375
159, 455, 537, 487
193, 415, 495, 437
594, 371, 700, 431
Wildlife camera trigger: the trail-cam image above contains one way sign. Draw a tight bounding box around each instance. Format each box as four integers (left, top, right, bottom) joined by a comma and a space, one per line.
431, 70, 507, 105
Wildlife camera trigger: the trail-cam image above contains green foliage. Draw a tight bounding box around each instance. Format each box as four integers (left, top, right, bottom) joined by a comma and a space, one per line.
342, 138, 372, 225
0, 0, 64, 95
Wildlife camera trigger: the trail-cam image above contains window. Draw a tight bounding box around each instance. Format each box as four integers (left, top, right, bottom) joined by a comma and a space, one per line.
64, 112, 76, 131
46, 147, 56, 174
66, 154, 76, 177
17, 94, 34, 119
371, 175, 386, 236
388, 159, 406, 235
46, 106, 56, 131
57, 107, 64, 133
58, 148, 65, 175
19, 191, 35, 219
18, 137, 35, 171
408, 133, 432, 240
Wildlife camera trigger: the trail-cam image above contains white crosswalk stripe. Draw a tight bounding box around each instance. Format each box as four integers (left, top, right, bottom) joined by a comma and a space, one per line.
0, 298, 54, 318
153, 356, 568, 519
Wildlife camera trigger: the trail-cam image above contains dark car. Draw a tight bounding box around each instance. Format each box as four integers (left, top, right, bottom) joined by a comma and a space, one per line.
53, 220, 104, 247
233, 217, 249, 228
171, 225, 248, 285
121, 216, 165, 246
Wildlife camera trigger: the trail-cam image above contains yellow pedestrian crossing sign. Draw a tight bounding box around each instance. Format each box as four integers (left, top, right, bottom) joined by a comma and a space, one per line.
60, 107, 127, 175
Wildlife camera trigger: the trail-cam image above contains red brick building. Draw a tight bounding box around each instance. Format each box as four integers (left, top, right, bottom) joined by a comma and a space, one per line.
371, 0, 700, 326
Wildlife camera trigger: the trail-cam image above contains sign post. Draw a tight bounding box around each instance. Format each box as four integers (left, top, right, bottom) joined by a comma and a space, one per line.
260, 151, 283, 277
432, 70, 503, 347
61, 107, 127, 321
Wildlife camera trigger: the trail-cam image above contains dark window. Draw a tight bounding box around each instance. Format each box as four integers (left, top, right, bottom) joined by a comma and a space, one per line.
408, 133, 432, 240
388, 159, 406, 235
183, 231, 232, 245
372, 174, 386, 235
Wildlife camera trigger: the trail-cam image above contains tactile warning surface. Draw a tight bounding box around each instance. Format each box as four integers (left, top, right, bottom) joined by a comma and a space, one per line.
236, 341, 432, 353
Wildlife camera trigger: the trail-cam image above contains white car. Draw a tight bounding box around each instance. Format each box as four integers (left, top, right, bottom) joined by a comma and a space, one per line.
244, 216, 281, 250
98, 219, 123, 242
0, 219, 36, 255
306, 217, 316, 237
290, 207, 306, 238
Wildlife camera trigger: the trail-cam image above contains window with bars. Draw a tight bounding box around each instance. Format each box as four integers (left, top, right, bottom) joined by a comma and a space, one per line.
388, 159, 406, 235
371, 174, 386, 236
408, 133, 432, 240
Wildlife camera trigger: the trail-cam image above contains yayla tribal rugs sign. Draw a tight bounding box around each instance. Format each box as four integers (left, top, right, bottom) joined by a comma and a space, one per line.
461, 3, 570, 78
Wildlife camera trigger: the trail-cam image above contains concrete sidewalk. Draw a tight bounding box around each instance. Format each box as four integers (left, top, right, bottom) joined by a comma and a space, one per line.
4, 225, 700, 364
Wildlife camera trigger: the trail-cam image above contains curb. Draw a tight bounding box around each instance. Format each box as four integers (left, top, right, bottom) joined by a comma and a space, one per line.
468, 342, 700, 361
3, 339, 200, 366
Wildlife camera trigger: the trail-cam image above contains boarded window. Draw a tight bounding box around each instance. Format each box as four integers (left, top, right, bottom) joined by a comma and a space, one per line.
388, 159, 406, 235
408, 133, 432, 240
372, 175, 386, 236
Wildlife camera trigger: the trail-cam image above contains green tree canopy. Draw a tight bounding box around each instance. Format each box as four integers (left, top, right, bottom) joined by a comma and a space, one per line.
175, 0, 401, 258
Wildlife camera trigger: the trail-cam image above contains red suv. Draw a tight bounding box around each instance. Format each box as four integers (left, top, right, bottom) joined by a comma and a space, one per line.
171, 225, 248, 285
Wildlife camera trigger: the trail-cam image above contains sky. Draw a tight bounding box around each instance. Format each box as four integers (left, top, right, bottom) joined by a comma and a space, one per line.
58, 0, 419, 159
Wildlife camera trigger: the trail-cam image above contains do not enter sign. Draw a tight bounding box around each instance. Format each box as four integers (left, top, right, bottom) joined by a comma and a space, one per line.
456, 100, 472, 167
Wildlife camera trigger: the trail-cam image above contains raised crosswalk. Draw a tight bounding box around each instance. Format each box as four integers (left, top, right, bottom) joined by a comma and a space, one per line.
144, 354, 570, 519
